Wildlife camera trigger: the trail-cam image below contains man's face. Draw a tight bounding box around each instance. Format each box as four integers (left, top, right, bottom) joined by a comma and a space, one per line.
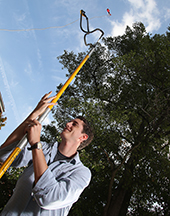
60, 118, 87, 144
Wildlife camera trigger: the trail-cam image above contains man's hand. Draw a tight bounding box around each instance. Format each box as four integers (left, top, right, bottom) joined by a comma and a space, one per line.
25, 119, 48, 184
31, 91, 57, 119
25, 119, 42, 146
1, 91, 57, 149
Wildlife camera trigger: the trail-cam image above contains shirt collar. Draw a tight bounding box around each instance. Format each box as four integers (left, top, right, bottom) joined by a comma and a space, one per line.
52, 141, 80, 165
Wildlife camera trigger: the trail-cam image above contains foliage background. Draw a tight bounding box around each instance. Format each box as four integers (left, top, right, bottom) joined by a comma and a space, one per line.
1, 23, 170, 215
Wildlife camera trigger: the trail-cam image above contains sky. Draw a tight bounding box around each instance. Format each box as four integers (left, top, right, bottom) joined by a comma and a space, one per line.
0, 0, 170, 144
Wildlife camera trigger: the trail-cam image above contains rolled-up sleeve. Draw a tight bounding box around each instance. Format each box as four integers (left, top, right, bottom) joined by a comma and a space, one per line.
32, 164, 91, 210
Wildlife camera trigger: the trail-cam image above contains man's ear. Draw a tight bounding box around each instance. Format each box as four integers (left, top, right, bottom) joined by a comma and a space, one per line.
79, 134, 88, 142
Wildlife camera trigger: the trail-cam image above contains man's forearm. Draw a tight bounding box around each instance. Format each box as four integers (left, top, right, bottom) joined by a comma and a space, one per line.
0, 111, 38, 149
1, 92, 56, 149
32, 149, 48, 184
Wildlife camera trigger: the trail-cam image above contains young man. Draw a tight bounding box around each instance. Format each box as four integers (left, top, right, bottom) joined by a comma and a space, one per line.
0, 92, 94, 216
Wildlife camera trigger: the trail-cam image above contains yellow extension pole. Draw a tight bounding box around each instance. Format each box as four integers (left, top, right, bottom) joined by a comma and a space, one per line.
48, 52, 90, 110
0, 47, 95, 179
0, 9, 104, 179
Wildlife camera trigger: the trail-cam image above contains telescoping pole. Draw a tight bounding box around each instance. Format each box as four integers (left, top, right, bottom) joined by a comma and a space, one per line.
0, 10, 104, 179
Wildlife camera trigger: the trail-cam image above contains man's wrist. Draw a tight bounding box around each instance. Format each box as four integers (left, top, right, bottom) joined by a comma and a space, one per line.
27, 111, 39, 121
28, 142, 42, 150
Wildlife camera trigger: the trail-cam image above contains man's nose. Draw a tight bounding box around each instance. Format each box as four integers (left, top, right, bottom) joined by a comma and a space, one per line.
66, 122, 71, 128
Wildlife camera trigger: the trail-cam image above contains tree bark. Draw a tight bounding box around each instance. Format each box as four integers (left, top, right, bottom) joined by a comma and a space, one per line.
107, 185, 132, 216
104, 154, 135, 216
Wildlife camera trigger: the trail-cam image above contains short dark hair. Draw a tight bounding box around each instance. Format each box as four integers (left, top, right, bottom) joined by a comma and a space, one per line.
76, 116, 94, 150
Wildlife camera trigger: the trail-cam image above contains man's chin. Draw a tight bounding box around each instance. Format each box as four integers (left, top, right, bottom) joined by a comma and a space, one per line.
60, 131, 69, 139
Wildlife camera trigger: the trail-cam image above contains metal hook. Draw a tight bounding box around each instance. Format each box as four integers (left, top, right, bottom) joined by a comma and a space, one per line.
80, 10, 104, 47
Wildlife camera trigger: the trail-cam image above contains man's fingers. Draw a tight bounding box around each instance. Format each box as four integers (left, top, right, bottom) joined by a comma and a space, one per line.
41, 91, 52, 100
32, 92, 57, 118
42, 95, 57, 103
32, 119, 41, 125
26, 120, 41, 130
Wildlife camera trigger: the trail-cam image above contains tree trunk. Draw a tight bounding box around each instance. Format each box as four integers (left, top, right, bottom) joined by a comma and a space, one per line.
106, 185, 132, 216
104, 156, 134, 216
